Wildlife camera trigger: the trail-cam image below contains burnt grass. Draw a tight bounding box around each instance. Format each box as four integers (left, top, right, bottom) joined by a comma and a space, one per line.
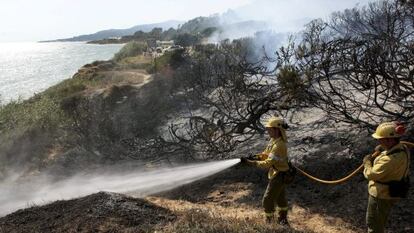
0, 192, 175, 233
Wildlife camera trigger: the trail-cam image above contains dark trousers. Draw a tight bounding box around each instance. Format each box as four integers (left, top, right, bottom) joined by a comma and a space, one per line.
262, 173, 288, 216
366, 195, 396, 233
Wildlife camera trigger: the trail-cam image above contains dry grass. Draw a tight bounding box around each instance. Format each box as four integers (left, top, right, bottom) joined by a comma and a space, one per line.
117, 55, 152, 70
141, 163, 370, 233
155, 202, 297, 233
119, 55, 152, 65
147, 194, 359, 233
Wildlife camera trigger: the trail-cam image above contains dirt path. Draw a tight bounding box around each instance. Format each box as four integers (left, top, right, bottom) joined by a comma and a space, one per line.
100, 69, 152, 87
87, 69, 153, 97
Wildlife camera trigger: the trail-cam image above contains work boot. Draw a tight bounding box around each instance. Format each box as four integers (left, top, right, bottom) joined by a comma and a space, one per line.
277, 211, 289, 226
266, 213, 275, 223
265, 215, 274, 224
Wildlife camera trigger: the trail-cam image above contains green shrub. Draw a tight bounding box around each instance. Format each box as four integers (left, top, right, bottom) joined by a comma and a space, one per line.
147, 49, 185, 73
174, 33, 201, 47
113, 41, 148, 62
117, 55, 152, 70
0, 96, 67, 135
45, 79, 87, 99
277, 65, 307, 103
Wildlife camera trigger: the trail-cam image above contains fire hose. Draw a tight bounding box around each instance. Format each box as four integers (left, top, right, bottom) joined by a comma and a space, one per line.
245, 141, 414, 185
295, 141, 414, 184
292, 153, 379, 185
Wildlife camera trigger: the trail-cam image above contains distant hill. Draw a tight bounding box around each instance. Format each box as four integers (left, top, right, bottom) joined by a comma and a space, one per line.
44, 20, 183, 42
85, 16, 273, 45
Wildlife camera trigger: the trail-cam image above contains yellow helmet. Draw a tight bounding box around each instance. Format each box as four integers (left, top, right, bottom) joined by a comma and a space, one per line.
372, 122, 405, 139
264, 116, 288, 141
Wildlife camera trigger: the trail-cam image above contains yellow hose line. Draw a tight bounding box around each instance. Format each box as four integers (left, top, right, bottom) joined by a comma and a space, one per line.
401, 141, 414, 148
294, 141, 414, 185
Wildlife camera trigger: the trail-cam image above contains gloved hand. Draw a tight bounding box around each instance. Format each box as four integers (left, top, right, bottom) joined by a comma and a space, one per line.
374, 145, 384, 152
247, 153, 258, 160
363, 154, 374, 165
240, 157, 251, 164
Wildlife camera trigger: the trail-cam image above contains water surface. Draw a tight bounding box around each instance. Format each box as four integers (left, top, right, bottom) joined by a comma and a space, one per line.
0, 42, 123, 103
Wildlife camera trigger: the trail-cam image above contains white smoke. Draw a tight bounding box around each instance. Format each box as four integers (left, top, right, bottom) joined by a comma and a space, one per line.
0, 159, 240, 216
209, 0, 374, 54
233, 0, 373, 32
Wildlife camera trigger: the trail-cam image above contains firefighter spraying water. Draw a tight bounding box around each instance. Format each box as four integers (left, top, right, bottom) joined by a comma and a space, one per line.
241, 116, 292, 226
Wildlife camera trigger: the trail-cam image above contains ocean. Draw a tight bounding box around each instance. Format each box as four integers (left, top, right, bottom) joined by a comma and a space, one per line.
0, 42, 123, 103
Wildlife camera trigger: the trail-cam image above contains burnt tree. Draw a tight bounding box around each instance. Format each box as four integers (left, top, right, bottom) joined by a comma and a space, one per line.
294, 0, 414, 129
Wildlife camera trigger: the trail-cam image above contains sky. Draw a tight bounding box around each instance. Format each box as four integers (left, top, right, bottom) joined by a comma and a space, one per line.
0, 0, 373, 42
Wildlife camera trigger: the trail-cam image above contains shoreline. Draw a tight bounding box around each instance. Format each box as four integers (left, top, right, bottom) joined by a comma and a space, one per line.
0, 42, 123, 104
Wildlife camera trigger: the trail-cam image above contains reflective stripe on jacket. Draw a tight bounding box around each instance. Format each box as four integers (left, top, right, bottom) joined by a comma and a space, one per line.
253, 137, 289, 179
364, 143, 410, 199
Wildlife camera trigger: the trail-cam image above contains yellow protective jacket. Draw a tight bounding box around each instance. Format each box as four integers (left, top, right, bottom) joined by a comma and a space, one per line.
251, 137, 289, 180
364, 143, 410, 199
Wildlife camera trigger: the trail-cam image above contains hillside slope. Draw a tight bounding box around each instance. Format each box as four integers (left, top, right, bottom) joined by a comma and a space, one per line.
1, 147, 412, 232
1, 42, 413, 233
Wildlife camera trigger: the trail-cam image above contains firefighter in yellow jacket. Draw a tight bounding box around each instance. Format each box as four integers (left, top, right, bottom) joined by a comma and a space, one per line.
241, 116, 290, 225
363, 122, 410, 233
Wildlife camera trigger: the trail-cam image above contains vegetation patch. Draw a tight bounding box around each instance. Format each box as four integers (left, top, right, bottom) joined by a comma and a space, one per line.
113, 41, 148, 62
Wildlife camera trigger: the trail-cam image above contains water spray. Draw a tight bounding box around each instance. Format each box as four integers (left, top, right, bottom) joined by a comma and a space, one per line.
0, 159, 240, 216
